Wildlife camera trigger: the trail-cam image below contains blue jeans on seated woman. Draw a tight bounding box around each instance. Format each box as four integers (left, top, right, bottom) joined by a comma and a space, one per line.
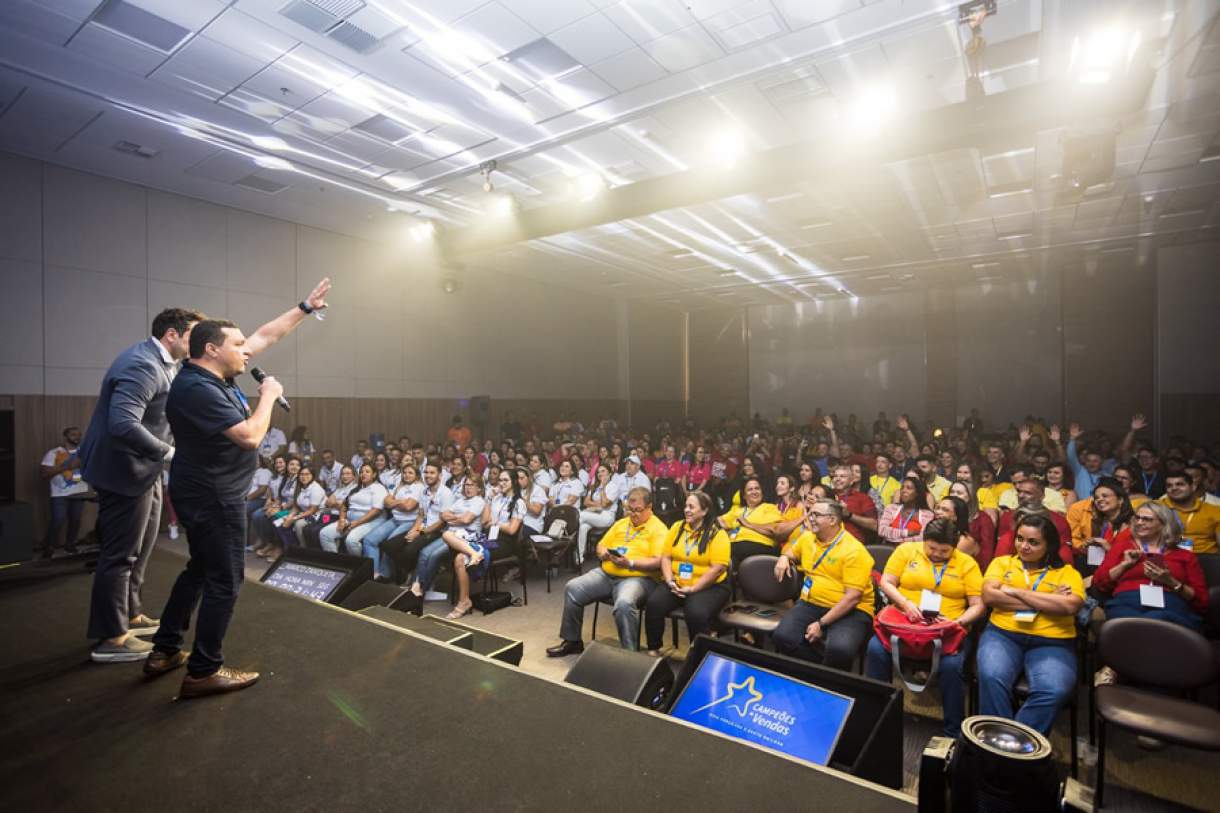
360, 518, 415, 579
413, 537, 452, 592
1103, 589, 1202, 632
977, 625, 1076, 735
865, 635, 973, 738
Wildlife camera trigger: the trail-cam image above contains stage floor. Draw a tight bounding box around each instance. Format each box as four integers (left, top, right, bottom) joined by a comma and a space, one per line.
0, 548, 914, 812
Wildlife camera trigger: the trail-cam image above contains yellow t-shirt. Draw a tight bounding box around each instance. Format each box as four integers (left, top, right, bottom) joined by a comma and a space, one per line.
1158, 496, 1220, 555
870, 474, 901, 506
976, 484, 1009, 512
998, 487, 1066, 513
982, 556, 1084, 639
884, 542, 982, 620
720, 502, 784, 548
787, 528, 876, 617
663, 521, 731, 585
599, 514, 669, 578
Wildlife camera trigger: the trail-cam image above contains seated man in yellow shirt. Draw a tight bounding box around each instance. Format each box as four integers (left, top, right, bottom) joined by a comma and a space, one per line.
772, 499, 875, 671
1160, 472, 1220, 555
547, 487, 668, 656
996, 466, 1065, 513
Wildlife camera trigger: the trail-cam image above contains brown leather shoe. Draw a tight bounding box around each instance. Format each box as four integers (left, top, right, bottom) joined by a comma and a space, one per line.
179, 666, 260, 699
143, 650, 188, 677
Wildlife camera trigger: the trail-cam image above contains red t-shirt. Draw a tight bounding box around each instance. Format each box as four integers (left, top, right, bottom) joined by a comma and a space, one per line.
994, 510, 1073, 564
970, 511, 997, 570
655, 459, 688, 481
687, 462, 711, 487
838, 488, 877, 541
1091, 529, 1208, 613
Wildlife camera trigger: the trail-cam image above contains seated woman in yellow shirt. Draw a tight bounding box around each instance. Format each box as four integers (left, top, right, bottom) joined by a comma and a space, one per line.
718, 477, 785, 568
865, 519, 984, 737
644, 492, 731, 655
978, 514, 1084, 735
772, 499, 875, 671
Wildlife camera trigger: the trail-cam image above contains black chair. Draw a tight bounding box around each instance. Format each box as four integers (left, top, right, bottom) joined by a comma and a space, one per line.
530, 505, 579, 593
590, 594, 645, 644
1094, 618, 1220, 808
718, 554, 797, 642
866, 544, 895, 575
1199, 554, 1220, 589
484, 529, 527, 606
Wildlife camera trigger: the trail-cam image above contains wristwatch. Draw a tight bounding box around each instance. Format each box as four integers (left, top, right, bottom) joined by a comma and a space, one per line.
298, 300, 314, 314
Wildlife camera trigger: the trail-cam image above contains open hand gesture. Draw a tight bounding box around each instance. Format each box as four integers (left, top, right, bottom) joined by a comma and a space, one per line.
1068, 422, 1083, 441
304, 277, 331, 312
1130, 413, 1148, 432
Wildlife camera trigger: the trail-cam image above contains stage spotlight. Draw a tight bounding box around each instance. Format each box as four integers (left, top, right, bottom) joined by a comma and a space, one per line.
254, 155, 293, 171
705, 129, 746, 169
844, 84, 897, 136
1069, 27, 1141, 85
571, 172, 606, 200
250, 135, 288, 150
409, 221, 435, 242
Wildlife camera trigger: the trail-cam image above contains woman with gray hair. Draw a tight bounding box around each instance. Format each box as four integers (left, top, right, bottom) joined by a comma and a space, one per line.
1092, 500, 1208, 631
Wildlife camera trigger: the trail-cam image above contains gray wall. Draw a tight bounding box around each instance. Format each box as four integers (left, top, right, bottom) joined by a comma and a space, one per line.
0, 150, 663, 403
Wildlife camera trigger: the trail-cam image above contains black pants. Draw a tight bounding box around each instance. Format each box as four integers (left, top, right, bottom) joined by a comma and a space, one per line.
151, 497, 246, 678
300, 516, 332, 550
380, 529, 442, 583
87, 480, 162, 640
731, 540, 777, 570
773, 602, 872, 671
44, 496, 84, 555
644, 582, 730, 650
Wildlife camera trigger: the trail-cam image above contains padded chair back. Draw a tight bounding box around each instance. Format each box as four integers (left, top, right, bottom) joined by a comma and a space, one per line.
1098, 617, 1219, 690
1199, 554, 1220, 589
736, 555, 797, 604
866, 545, 894, 574
1205, 586, 1220, 638
543, 505, 580, 539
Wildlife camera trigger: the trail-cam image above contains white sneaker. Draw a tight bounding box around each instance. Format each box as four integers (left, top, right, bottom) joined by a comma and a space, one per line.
168, 524, 179, 540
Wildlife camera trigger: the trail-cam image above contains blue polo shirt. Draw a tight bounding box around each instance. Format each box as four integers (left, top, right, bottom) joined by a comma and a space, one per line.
166, 362, 258, 503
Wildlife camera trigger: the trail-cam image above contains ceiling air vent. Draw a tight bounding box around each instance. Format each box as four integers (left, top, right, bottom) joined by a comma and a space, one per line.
113, 140, 159, 158
327, 20, 378, 52
279, 0, 365, 33
234, 174, 289, 194
92, 0, 191, 52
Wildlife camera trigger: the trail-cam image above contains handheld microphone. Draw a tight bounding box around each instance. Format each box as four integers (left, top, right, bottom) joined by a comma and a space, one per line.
249, 366, 291, 412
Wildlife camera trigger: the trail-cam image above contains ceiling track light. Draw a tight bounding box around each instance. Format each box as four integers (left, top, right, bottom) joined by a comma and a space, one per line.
480, 159, 497, 193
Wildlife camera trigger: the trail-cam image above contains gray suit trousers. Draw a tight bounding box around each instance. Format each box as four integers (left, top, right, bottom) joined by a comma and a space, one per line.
87, 479, 162, 640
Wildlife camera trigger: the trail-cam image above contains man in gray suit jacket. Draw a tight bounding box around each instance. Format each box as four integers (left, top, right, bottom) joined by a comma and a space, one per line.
81, 308, 204, 661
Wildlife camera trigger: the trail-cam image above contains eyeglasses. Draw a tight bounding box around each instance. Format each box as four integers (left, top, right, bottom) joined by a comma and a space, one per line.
1133, 515, 1160, 523
810, 511, 835, 519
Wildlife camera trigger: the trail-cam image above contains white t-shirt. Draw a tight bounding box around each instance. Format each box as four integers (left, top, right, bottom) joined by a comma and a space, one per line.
390, 481, 426, 524
577, 469, 591, 487
350, 453, 365, 471
326, 482, 356, 514
586, 479, 621, 512
420, 485, 455, 528
533, 469, 555, 493
247, 467, 273, 499
488, 494, 526, 532
267, 474, 284, 501
550, 477, 585, 506
42, 447, 88, 498
345, 483, 388, 522
613, 471, 651, 503
447, 495, 486, 534
318, 462, 342, 493
522, 485, 547, 532
378, 469, 401, 491
258, 427, 287, 458
276, 475, 298, 503
294, 482, 327, 511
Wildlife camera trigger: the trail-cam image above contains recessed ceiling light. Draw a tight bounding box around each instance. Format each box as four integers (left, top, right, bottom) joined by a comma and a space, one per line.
841, 254, 870, 262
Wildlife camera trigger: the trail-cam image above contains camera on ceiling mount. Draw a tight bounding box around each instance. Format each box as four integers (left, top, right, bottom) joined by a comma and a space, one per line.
480, 160, 498, 193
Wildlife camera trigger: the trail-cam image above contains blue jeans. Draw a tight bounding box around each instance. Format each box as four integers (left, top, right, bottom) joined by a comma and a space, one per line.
44, 496, 84, 553
773, 601, 872, 671
361, 518, 415, 578
1103, 589, 1203, 632
559, 567, 655, 651
413, 538, 452, 592
866, 635, 973, 737
977, 626, 1076, 735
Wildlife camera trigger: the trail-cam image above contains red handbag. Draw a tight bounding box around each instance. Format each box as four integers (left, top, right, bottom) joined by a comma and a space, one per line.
872, 604, 968, 692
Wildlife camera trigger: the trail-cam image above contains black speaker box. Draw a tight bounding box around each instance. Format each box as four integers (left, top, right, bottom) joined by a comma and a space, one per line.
358, 605, 473, 649
0, 501, 34, 564
564, 641, 674, 710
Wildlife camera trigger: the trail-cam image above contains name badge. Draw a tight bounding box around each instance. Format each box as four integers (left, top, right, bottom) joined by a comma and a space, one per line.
1178, 538, 1193, 551
801, 575, 812, 601
1086, 545, 1106, 566
1013, 610, 1038, 623
1139, 584, 1166, 608
678, 562, 694, 582
728, 527, 740, 540
488, 525, 500, 541
919, 589, 942, 613
616, 546, 629, 556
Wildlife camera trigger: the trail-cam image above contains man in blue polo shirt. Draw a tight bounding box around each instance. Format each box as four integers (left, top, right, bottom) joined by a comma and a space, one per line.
144, 280, 330, 698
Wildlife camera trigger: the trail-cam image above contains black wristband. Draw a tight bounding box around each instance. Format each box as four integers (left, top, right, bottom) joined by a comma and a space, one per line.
298, 300, 314, 314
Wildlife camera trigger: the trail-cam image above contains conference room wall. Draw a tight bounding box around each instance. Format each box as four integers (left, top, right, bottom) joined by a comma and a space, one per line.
1156, 240, 1220, 448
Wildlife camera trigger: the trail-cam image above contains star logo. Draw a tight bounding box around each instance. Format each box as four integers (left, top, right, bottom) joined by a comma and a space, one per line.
689, 675, 765, 718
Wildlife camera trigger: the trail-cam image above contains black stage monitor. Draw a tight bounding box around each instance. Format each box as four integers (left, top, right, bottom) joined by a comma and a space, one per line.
667, 636, 904, 789
260, 548, 372, 606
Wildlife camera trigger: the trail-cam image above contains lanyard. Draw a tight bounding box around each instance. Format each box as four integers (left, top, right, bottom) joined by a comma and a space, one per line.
930, 561, 948, 589
896, 508, 917, 530
1142, 472, 1156, 493
680, 526, 701, 559
810, 530, 845, 573
232, 386, 250, 416
1020, 566, 1050, 592
623, 524, 646, 550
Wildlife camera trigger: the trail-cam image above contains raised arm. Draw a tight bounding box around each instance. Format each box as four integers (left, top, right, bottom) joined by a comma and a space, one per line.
896, 415, 919, 457
245, 278, 330, 357
1117, 414, 1146, 462
824, 416, 840, 458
